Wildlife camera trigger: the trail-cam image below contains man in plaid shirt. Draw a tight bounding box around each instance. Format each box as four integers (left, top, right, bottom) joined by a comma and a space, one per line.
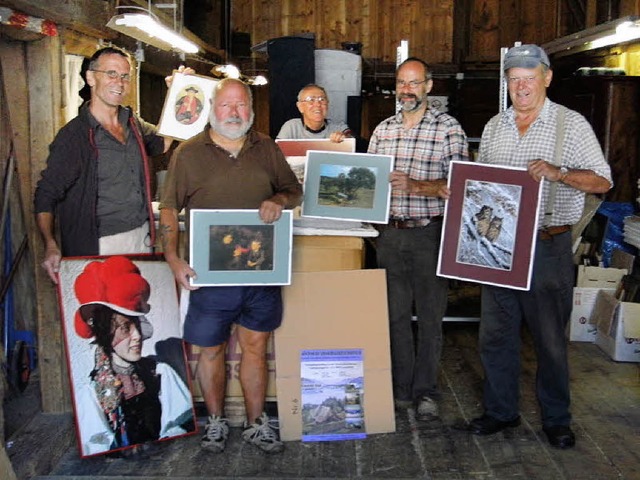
368, 57, 469, 419
467, 44, 612, 449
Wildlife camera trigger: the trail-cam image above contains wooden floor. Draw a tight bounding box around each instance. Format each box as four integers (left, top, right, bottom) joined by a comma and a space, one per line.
8, 322, 640, 480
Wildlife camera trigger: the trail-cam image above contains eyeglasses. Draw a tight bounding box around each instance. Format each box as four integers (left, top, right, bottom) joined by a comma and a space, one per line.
299, 96, 328, 104
396, 79, 427, 89
91, 69, 132, 82
507, 75, 538, 84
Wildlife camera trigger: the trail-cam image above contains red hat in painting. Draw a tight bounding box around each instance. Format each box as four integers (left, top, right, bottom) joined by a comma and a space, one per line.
74, 256, 152, 339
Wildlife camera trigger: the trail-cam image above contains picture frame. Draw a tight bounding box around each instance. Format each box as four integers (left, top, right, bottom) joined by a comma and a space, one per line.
157, 72, 218, 141
437, 161, 543, 291
276, 138, 356, 184
302, 151, 393, 224
57, 255, 197, 458
189, 209, 293, 286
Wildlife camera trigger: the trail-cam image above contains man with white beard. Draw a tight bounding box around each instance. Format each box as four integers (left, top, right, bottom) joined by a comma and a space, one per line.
368, 58, 468, 419
159, 78, 302, 454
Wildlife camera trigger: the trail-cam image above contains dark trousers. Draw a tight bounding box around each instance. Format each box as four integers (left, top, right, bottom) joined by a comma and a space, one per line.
479, 231, 574, 427
376, 221, 448, 401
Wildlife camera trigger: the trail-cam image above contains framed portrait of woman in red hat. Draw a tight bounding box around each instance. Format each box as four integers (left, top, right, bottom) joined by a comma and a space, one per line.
56, 255, 197, 458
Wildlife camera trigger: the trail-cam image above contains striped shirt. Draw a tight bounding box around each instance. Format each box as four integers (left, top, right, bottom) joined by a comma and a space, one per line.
478, 98, 612, 226
368, 108, 469, 219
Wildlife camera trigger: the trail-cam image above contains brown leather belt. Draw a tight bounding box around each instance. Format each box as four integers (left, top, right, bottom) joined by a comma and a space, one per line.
388, 217, 442, 229
538, 224, 571, 240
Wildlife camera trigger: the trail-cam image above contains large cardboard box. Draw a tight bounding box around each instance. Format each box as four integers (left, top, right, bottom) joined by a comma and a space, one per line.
570, 287, 616, 342
275, 269, 395, 441
592, 291, 640, 362
576, 265, 626, 288
292, 235, 364, 272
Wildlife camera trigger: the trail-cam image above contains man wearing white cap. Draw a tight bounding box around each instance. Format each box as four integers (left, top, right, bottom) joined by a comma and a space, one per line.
466, 44, 612, 449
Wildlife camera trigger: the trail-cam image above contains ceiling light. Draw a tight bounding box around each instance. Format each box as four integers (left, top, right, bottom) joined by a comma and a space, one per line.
541, 15, 640, 57
107, 12, 198, 54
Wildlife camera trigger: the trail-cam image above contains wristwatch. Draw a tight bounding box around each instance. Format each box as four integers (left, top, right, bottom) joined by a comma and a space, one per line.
558, 166, 569, 183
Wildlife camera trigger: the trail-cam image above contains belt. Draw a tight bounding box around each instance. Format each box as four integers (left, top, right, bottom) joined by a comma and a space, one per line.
388, 217, 442, 229
538, 224, 571, 240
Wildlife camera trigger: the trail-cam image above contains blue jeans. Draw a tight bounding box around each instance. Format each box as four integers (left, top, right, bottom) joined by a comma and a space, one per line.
479, 231, 574, 427
376, 221, 448, 401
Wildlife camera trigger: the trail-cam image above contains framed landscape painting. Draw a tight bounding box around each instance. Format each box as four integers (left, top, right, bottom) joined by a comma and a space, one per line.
189, 209, 293, 286
302, 151, 393, 223
437, 161, 543, 290
157, 72, 218, 141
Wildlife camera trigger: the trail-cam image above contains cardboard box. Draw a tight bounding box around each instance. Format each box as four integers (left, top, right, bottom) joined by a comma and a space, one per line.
292, 235, 364, 272
576, 265, 626, 288
570, 287, 615, 342
275, 269, 395, 441
592, 291, 640, 362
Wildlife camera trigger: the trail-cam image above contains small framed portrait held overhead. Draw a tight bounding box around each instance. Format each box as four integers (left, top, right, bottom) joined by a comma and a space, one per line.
276, 138, 356, 184
157, 72, 218, 141
437, 160, 543, 291
189, 209, 293, 287
57, 255, 197, 458
302, 151, 393, 224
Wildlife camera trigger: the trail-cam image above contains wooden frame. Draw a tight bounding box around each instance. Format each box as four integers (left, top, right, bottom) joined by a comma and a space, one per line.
302, 151, 393, 223
57, 256, 197, 458
437, 161, 542, 291
189, 209, 293, 286
157, 72, 218, 141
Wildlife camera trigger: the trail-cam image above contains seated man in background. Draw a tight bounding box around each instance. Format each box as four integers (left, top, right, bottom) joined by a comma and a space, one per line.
277, 84, 352, 143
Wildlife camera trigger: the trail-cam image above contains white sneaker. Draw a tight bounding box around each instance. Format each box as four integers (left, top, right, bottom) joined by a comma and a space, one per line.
200, 414, 229, 453
417, 396, 439, 418
242, 412, 284, 453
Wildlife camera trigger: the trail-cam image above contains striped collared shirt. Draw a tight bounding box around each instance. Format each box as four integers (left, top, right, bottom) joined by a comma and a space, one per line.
368, 108, 469, 219
478, 98, 612, 226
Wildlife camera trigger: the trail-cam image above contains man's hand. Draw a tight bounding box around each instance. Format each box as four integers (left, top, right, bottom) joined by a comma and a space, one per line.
165, 65, 197, 89
528, 159, 561, 182
167, 257, 199, 291
329, 131, 346, 143
389, 170, 413, 193
259, 198, 284, 224
42, 243, 62, 284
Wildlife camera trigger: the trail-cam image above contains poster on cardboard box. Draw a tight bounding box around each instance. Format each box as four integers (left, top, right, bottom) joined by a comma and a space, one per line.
300, 349, 366, 442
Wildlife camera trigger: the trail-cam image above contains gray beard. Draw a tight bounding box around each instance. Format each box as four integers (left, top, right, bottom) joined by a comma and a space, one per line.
209, 113, 255, 140
398, 96, 423, 112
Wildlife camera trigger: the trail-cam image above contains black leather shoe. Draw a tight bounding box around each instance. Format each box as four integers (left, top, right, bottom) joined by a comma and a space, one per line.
467, 414, 521, 435
543, 425, 575, 449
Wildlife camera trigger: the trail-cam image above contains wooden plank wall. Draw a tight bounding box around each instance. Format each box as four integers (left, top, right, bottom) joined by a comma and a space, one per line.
232, 0, 455, 63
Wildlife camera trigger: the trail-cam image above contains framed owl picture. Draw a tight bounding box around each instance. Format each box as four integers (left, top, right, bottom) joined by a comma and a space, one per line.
437, 161, 543, 291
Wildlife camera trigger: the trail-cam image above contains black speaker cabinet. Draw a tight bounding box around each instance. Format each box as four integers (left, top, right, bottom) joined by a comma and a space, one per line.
267, 36, 315, 138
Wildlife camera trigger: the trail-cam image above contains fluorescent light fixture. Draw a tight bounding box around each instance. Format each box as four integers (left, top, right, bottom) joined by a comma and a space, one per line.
590, 18, 640, 49
542, 15, 640, 57
107, 13, 198, 54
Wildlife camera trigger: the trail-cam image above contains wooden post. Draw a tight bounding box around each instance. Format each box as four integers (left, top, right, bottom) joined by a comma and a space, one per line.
1, 35, 70, 414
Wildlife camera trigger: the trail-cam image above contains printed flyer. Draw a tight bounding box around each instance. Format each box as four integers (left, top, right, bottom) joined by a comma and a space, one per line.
300, 349, 365, 442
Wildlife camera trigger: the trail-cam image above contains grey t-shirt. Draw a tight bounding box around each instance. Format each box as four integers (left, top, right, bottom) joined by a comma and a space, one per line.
276, 118, 350, 139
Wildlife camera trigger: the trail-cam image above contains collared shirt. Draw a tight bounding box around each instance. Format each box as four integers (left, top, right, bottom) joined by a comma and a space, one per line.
160, 126, 302, 256
90, 106, 162, 236
368, 108, 469, 219
478, 98, 612, 226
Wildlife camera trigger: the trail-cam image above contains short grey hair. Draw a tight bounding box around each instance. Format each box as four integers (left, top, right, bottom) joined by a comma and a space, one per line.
297, 84, 328, 102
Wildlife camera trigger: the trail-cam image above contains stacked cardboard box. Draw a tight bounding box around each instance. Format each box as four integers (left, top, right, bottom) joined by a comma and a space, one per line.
569, 266, 626, 342
591, 290, 640, 362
